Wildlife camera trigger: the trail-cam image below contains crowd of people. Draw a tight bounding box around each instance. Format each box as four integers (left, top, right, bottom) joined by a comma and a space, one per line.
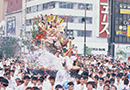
0, 50, 130, 90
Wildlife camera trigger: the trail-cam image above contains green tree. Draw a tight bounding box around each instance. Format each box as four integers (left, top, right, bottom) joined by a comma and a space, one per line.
0, 36, 20, 58
86, 47, 92, 56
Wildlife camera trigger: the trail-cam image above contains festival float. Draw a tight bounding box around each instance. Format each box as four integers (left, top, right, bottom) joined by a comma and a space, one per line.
30, 14, 74, 54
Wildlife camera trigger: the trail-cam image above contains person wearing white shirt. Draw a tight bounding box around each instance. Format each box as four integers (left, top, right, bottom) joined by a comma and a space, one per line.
86, 82, 94, 90
43, 76, 56, 90
115, 74, 123, 90
5, 58, 10, 66
65, 51, 80, 71
16, 75, 31, 90
67, 82, 75, 90
0, 60, 4, 68
30, 76, 38, 87
43, 77, 50, 89
36, 77, 44, 90
76, 76, 87, 90
121, 79, 130, 90
97, 78, 104, 90
1, 78, 13, 90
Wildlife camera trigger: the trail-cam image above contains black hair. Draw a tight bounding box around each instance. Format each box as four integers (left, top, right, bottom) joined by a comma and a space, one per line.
10, 70, 15, 73
99, 71, 103, 74
23, 75, 30, 80
55, 84, 63, 89
1, 78, 9, 87
124, 79, 129, 85
0, 77, 4, 82
94, 75, 99, 80
3, 65, 7, 67
81, 71, 89, 77
80, 76, 84, 79
83, 76, 88, 79
67, 82, 74, 86
99, 78, 104, 81
105, 80, 110, 84
117, 74, 121, 78
32, 77, 38, 81
110, 78, 115, 83
19, 80, 24, 84
106, 73, 110, 78
87, 81, 93, 86
6, 72, 10, 76
33, 87, 40, 90
26, 87, 32, 89
4, 69, 9, 72
111, 73, 116, 77
103, 84, 110, 89
49, 76, 55, 80
111, 85, 117, 90
93, 82, 97, 88
119, 73, 123, 78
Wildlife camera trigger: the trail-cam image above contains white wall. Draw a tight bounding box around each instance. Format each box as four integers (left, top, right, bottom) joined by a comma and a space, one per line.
26, 0, 108, 55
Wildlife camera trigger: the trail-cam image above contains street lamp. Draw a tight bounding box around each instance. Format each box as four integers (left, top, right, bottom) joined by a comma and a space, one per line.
80, 5, 89, 56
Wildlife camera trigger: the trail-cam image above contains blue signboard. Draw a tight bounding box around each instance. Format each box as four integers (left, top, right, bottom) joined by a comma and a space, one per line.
6, 16, 16, 35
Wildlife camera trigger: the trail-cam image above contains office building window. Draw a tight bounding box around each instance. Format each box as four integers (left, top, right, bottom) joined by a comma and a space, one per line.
48, 2, 55, 9
31, 6, 37, 12
86, 30, 92, 37
16, 0, 18, 3
77, 17, 92, 24
38, 4, 43, 11
26, 7, 31, 13
78, 3, 85, 9
77, 30, 92, 37
68, 16, 74, 22
87, 4, 93, 10
78, 3, 93, 10
59, 2, 66, 8
78, 17, 83, 23
86, 17, 92, 24
59, 2, 74, 9
26, 19, 32, 26
66, 30, 73, 36
10, 2, 13, 5
43, 3, 48, 10
58, 15, 74, 23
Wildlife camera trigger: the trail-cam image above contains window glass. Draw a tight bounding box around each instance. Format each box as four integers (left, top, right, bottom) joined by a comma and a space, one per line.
43, 3, 48, 10
59, 2, 74, 9
77, 30, 92, 37
86, 17, 92, 24
78, 3, 93, 10
48, 2, 55, 9
38, 4, 43, 11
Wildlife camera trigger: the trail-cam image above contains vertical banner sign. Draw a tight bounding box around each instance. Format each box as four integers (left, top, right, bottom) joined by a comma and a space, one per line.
7, 17, 16, 35
127, 25, 130, 37
99, 0, 109, 37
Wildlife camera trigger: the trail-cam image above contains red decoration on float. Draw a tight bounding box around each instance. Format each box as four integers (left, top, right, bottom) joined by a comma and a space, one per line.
39, 33, 45, 39
35, 34, 39, 40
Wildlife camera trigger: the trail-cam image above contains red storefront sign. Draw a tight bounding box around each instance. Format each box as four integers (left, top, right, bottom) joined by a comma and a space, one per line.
99, 0, 109, 37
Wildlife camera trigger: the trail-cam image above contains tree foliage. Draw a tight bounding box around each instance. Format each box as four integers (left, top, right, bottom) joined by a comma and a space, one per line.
86, 47, 92, 56
0, 36, 20, 58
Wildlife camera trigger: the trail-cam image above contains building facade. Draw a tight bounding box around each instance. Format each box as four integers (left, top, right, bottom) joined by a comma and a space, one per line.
4, 0, 23, 36
25, 0, 108, 55
0, 0, 6, 35
109, 0, 130, 59
0, 0, 4, 22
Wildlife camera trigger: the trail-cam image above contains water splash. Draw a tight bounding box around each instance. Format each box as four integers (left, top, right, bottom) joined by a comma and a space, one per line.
25, 48, 70, 84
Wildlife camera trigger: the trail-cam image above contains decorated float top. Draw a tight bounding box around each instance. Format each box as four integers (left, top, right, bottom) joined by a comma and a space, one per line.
31, 14, 75, 55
